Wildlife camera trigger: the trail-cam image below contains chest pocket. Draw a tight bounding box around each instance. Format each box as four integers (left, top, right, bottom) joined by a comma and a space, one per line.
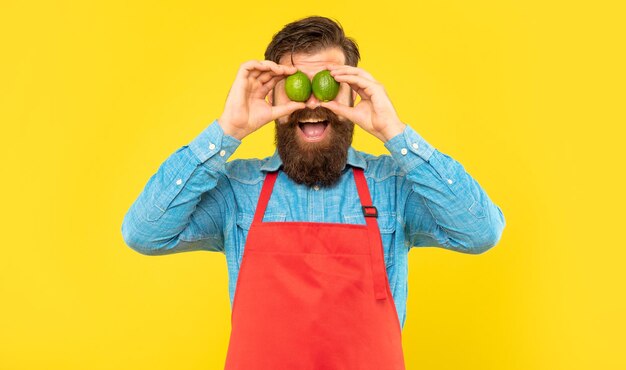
235, 212, 286, 268
343, 212, 396, 269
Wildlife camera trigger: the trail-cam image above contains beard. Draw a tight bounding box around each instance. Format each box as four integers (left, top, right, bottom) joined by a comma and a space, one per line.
275, 106, 354, 188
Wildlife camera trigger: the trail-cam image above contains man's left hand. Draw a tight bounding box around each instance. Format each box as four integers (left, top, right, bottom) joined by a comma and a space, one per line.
320, 64, 406, 143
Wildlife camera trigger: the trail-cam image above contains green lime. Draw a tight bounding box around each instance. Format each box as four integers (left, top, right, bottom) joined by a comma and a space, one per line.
284, 70, 312, 102
312, 70, 340, 102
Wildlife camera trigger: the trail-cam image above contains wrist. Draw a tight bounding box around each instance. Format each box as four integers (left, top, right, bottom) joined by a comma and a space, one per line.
217, 118, 247, 140
380, 120, 406, 142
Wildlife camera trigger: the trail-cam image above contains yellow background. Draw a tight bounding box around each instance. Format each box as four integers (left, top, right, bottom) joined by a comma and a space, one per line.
2, 0, 625, 369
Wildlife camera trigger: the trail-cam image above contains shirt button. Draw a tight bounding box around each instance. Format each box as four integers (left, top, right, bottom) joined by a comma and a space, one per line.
447, 179, 453, 184
412, 142, 419, 150
219, 150, 226, 157
176, 179, 182, 185
209, 143, 216, 150
313, 185, 320, 191
400, 148, 408, 155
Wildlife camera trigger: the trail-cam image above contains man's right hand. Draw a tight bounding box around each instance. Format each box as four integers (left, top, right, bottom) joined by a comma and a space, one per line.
217, 60, 306, 140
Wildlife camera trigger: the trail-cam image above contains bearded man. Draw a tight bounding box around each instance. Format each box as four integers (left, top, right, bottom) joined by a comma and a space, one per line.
122, 16, 506, 370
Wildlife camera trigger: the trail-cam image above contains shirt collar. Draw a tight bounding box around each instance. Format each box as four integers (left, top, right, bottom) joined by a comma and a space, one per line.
260, 146, 367, 172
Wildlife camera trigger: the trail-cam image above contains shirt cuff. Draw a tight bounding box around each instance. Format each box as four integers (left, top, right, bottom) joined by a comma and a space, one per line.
384, 124, 437, 172
188, 119, 241, 170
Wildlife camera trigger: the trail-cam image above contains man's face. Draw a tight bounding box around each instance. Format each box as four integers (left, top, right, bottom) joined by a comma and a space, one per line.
269, 47, 357, 187
271, 47, 355, 128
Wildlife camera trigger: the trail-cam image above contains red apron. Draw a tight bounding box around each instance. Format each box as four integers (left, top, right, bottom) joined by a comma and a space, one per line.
224, 168, 406, 370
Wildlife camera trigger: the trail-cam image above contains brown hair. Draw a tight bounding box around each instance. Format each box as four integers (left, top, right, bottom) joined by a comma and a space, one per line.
264, 16, 360, 67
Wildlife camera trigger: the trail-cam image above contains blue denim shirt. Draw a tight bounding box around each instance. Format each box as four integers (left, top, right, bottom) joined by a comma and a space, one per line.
121, 119, 506, 329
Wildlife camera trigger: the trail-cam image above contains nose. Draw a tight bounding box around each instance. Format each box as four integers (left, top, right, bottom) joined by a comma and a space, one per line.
305, 91, 320, 109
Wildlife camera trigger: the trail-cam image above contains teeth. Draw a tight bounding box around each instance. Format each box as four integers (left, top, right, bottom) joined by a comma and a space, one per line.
300, 119, 325, 123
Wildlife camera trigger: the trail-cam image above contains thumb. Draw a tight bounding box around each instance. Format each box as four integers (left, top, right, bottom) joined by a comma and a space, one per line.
270, 101, 306, 121
320, 101, 355, 122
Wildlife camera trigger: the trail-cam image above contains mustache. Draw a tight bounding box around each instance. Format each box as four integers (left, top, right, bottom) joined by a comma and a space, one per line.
287, 106, 339, 125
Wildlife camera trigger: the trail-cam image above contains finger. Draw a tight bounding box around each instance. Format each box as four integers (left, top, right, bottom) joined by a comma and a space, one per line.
256, 70, 278, 84
259, 61, 284, 76
254, 75, 283, 98
252, 63, 296, 80
319, 100, 357, 122
270, 101, 306, 122
239, 60, 287, 79
253, 70, 297, 99
261, 61, 298, 75
250, 65, 278, 79
262, 74, 284, 91
241, 61, 272, 79
259, 60, 298, 76
329, 66, 376, 82
332, 74, 379, 98
249, 69, 266, 79
284, 65, 298, 74
342, 81, 368, 99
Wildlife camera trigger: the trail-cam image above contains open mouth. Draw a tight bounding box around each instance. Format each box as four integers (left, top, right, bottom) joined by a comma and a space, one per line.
297, 119, 329, 142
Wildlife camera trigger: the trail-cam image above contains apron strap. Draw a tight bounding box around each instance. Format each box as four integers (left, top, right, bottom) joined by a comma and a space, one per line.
253, 171, 278, 224
353, 167, 389, 301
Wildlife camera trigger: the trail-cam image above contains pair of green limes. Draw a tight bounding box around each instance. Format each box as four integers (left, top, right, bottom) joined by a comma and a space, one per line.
284, 70, 340, 102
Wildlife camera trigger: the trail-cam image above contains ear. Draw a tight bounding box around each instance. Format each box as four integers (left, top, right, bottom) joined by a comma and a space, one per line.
268, 89, 274, 105
351, 89, 357, 106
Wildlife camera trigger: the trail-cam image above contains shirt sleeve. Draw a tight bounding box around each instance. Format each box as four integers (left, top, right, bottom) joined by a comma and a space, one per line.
121, 119, 241, 255
385, 124, 506, 254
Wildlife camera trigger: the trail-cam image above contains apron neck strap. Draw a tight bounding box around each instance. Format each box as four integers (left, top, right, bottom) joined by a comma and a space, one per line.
253, 171, 278, 224
352, 167, 373, 209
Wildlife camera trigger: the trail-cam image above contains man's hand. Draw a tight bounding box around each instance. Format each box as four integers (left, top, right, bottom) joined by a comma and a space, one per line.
320, 64, 406, 143
218, 60, 306, 140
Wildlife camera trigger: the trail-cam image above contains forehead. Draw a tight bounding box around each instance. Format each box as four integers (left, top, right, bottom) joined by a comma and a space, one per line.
278, 47, 346, 74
